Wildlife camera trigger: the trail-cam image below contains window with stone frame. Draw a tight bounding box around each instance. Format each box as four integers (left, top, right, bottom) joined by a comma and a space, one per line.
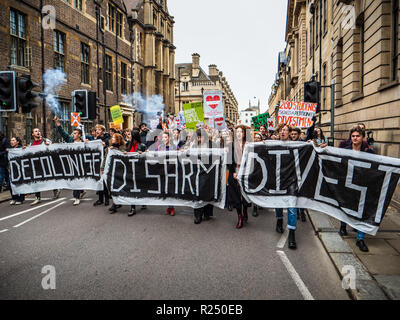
10, 9, 27, 67
121, 62, 127, 95
53, 101, 72, 142
81, 42, 90, 84
105, 55, 113, 91
116, 11, 123, 37
392, 0, 399, 81
54, 30, 66, 72
108, 4, 115, 33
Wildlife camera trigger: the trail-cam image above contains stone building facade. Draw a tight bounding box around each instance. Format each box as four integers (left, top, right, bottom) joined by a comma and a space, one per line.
269, 0, 400, 161
0, 0, 175, 143
175, 53, 239, 126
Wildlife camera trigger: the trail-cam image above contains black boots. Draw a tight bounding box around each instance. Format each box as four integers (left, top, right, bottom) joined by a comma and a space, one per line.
339, 225, 348, 236
356, 240, 369, 252
109, 204, 122, 214
301, 211, 307, 222
276, 219, 284, 234
252, 205, 259, 217
288, 230, 297, 250
128, 206, 136, 217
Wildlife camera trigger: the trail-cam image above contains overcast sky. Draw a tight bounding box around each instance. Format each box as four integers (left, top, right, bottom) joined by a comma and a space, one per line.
168, 0, 288, 113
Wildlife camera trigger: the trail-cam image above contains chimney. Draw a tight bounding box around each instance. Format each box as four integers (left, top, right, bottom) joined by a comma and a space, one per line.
208, 64, 218, 76
192, 53, 200, 69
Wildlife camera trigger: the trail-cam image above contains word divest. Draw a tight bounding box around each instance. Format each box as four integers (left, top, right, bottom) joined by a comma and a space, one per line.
104, 148, 227, 209
238, 141, 400, 235
8, 141, 104, 194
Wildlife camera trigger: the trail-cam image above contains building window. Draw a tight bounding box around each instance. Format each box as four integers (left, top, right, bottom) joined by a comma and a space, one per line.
121, 62, 127, 95
116, 11, 123, 37
105, 55, 112, 91
392, 0, 399, 81
54, 30, 66, 72
54, 102, 72, 142
360, 21, 365, 92
81, 43, 90, 84
315, 3, 319, 46
10, 9, 26, 66
74, 0, 82, 11
182, 82, 189, 91
310, 20, 313, 58
323, 0, 327, 34
108, 4, 115, 33
323, 63, 327, 110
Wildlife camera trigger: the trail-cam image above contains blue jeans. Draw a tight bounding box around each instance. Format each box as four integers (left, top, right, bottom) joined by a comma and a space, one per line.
340, 221, 365, 240
0, 166, 10, 190
276, 208, 298, 230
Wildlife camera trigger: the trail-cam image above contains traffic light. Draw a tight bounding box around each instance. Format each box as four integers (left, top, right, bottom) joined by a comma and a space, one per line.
73, 90, 88, 119
304, 81, 321, 112
0, 71, 17, 112
88, 91, 100, 120
16, 75, 39, 113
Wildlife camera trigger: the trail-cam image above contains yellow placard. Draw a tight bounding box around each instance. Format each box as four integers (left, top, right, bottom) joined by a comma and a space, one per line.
110, 105, 124, 125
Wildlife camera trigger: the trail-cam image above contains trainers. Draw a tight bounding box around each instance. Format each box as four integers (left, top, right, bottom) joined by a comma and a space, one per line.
53, 190, 61, 199
79, 191, 86, 199
73, 199, 80, 206
15, 201, 22, 205
9, 200, 16, 205
31, 197, 41, 206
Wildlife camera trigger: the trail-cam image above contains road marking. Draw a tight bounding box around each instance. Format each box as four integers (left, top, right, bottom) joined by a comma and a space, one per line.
276, 250, 314, 300
68, 198, 93, 201
276, 229, 289, 249
13, 201, 66, 228
0, 229, 8, 234
0, 198, 66, 222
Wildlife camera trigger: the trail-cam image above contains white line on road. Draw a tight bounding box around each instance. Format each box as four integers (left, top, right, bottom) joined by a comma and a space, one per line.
13, 201, 66, 228
276, 229, 289, 249
0, 198, 66, 222
276, 250, 314, 300
0, 229, 8, 233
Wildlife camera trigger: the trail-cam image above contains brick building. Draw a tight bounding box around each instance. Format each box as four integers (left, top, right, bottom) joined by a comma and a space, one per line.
268, 0, 400, 199
0, 0, 175, 143
175, 53, 239, 126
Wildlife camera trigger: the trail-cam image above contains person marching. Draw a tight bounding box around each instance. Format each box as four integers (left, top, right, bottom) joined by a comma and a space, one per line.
251, 132, 264, 217
111, 130, 147, 217
8, 137, 24, 205
227, 125, 252, 229
54, 116, 85, 205
93, 125, 110, 207
275, 123, 298, 249
25, 128, 61, 205
338, 126, 375, 252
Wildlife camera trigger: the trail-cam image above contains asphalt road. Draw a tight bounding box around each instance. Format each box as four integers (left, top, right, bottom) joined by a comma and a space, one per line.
0, 191, 350, 300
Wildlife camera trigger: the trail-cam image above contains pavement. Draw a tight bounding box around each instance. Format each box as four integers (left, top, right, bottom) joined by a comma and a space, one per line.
308, 199, 400, 300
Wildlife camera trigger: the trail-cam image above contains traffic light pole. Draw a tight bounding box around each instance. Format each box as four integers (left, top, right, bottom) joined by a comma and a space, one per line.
320, 79, 335, 146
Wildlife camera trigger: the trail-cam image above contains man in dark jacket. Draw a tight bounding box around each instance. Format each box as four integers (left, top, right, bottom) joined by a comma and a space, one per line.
0, 132, 11, 192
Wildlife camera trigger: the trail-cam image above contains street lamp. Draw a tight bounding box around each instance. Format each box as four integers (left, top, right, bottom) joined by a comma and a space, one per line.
178, 66, 185, 112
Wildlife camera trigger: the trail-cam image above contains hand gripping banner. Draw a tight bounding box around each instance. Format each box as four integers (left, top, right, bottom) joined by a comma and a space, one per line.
104, 148, 227, 209
8, 141, 104, 194
237, 141, 400, 235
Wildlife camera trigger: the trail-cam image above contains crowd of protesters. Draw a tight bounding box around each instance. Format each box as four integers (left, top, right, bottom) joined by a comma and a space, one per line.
0, 116, 375, 252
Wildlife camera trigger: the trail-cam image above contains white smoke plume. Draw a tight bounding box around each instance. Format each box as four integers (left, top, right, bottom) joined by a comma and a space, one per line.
123, 93, 165, 124
43, 69, 67, 116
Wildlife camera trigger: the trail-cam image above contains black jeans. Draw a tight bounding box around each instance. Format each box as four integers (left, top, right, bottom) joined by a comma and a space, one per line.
194, 204, 214, 220
73, 190, 82, 199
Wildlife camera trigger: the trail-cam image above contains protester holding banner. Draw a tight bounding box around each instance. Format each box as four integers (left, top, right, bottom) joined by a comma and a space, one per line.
94, 125, 110, 207
26, 128, 61, 206
338, 126, 376, 252
258, 125, 270, 141
8, 137, 24, 205
54, 116, 86, 206
227, 125, 252, 229
171, 129, 185, 150
274, 123, 298, 249
0, 131, 11, 193
251, 133, 264, 218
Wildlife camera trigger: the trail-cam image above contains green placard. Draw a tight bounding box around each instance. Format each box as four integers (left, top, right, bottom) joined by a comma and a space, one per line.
252, 112, 270, 130
183, 102, 204, 131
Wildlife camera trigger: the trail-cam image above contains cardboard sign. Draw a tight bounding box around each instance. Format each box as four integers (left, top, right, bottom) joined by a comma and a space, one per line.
109, 122, 122, 130
252, 112, 270, 130
210, 116, 226, 131
183, 102, 205, 131
267, 118, 275, 131
110, 105, 124, 125
278, 100, 317, 128
71, 113, 81, 127
204, 90, 223, 118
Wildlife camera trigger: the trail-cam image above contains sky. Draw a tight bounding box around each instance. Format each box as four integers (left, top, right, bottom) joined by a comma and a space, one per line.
168, 0, 288, 113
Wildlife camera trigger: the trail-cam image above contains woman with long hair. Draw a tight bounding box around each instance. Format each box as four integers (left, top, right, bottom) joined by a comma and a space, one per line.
227, 125, 252, 229
313, 127, 328, 147
8, 137, 24, 205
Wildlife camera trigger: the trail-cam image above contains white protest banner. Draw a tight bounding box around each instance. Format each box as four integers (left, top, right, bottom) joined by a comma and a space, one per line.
278, 100, 317, 128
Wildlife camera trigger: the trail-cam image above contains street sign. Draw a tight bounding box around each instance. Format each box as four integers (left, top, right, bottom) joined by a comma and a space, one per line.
71, 112, 81, 127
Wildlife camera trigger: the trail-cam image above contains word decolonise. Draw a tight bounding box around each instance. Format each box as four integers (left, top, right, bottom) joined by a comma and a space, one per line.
238, 141, 400, 235
8, 141, 104, 193
104, 148, 227, 209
